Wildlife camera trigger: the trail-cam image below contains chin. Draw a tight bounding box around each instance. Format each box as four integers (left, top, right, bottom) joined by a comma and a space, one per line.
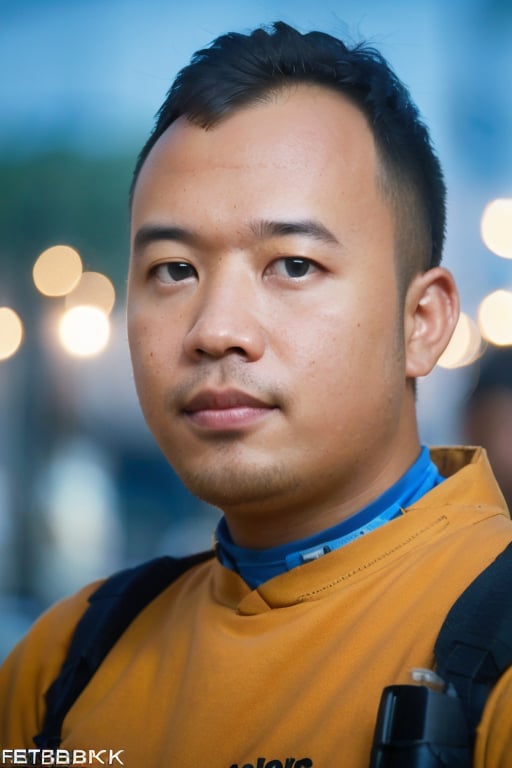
175, 461, 294, 512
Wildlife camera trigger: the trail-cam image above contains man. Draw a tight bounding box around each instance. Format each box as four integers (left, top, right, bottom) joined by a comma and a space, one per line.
1, 21, 511, 768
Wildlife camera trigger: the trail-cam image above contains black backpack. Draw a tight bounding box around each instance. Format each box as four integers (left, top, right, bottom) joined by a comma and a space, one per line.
33, 549, 214, 750
33, 543, 512, 765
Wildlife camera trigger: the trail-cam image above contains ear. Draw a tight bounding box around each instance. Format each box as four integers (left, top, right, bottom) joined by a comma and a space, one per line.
403, 267, 460, 378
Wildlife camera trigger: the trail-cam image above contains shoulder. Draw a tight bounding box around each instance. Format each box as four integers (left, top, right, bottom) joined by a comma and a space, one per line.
0, 552, 216, 747
0, 579, 103, 746
475, 664, 512, 767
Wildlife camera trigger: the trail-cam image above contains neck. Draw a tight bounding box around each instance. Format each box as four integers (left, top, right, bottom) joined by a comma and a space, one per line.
222, 432, 422, 549
216, 444, 444, 588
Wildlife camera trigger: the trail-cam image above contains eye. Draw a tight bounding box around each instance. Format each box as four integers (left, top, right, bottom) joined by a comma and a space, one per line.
272, 257, 318, 278
152, 261, 197, 283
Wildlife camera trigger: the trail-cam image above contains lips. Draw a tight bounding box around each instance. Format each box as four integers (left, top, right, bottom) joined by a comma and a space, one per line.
182, 388, 276, 430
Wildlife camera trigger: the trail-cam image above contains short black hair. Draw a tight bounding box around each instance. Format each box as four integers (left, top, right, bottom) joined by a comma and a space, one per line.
131, 21, 446, 281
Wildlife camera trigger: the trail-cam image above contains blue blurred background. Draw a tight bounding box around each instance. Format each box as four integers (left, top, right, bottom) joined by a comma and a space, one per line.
1, 0, 511, 660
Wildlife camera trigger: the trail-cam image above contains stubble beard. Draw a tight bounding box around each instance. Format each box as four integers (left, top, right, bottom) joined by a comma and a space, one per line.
168, 440, 299, 515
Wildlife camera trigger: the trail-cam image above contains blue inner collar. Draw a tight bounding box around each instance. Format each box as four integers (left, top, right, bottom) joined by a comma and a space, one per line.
215, 446, 444, 589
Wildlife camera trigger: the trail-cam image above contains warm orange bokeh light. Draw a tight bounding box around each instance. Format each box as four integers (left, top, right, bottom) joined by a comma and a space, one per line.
33, 245, 83, 297
437, 312, 483, 368
65, 272, 116, 315
0, 307, 24, 361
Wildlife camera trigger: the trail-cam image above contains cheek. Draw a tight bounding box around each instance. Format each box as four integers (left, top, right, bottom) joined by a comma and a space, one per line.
279, 307, 357, 399
287, 300, 402, 409
128, 311, 172, 393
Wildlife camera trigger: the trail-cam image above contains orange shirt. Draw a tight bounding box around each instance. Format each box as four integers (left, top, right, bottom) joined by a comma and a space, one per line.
1, 447, 512, 768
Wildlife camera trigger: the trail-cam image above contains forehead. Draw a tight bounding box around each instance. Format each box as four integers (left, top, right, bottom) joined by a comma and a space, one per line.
135, 85, 376, 186
131, 85, 390, 252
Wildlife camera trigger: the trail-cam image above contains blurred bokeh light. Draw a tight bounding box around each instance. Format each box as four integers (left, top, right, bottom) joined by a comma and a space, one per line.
58, 305, 111, 357
33, 244, 83, 297
437, 312, 484, 369
0, 307, 24, 361
65, 271, 116, 314
478, 290, 512, 346
481, 198, 512, 259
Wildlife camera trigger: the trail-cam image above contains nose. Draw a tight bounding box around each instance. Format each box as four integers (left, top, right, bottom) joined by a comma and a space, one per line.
183, 273, 266, 362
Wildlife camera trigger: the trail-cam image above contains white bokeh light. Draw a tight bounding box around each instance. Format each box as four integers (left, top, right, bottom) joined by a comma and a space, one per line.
481, 199, 512, 259
58, 305, 111, 358
478, 290, 512, 346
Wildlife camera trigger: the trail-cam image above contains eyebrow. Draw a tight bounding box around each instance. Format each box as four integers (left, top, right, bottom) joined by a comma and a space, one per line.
250, 218, 340, 246
132, 218, 341, 255
133, 225, 196, 254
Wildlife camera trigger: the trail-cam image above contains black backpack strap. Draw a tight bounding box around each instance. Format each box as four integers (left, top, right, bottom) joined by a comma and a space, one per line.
434, 541, 512, 736
33, 549, 214, 749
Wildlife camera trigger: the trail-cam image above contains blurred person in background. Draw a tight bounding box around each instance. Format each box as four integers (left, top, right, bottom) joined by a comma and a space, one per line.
464, 347, 512, 510
1, 21, 512, 768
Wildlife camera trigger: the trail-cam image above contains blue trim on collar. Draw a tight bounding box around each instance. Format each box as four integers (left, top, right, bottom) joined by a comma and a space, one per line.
216, 446, 444, 588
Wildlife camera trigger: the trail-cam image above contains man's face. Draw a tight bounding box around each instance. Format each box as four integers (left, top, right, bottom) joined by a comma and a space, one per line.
128, 86, 417, 544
